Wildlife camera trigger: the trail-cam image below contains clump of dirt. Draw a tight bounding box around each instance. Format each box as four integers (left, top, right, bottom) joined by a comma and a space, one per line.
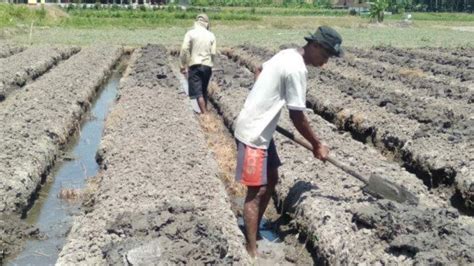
58, 188, 82, 201
0, 43, 25, 58
103, 201, 237, 265
0, 215, 44, 264
352, 200, 474, 264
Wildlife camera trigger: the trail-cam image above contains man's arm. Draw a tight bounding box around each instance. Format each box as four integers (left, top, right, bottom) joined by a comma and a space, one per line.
179, 32, 191, 74
210, 35, 217, 65
289, 110, 329, 161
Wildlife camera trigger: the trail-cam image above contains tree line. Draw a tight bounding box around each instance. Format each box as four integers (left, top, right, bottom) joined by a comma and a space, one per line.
388, 0, 473, 12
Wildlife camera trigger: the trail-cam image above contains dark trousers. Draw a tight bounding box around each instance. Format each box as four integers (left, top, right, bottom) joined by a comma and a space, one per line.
188, 65, 212, 100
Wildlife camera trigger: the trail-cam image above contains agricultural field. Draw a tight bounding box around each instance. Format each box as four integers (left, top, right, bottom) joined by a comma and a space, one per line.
0, 40, 473, 264
0, 3, 473, 265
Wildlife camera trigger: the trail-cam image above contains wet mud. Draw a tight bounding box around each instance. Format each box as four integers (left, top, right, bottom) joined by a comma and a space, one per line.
0, 215, 43, 264
57, 45, 251, 265
352, 200, 474, 264
0, 45, 80, 101
210, 48, 473, 264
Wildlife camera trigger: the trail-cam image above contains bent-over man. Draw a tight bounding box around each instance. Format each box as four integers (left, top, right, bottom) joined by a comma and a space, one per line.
234, 26, 343, 258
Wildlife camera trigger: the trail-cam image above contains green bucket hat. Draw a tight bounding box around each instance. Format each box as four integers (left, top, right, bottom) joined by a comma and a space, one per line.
305, 26, 343, 57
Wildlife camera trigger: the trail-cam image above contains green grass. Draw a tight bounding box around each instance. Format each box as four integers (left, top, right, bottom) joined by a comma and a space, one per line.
0, 4, 50, 27
1, 3, 473, 48
60, 9, 259, 28
388, 12, 474, 22
0, 4, 261, 29
8, 23, 473, 48
219, 6, 348, 16
2, 3, 473, 29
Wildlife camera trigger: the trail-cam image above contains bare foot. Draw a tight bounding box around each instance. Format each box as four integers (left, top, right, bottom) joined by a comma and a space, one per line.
246, 243, 258, 258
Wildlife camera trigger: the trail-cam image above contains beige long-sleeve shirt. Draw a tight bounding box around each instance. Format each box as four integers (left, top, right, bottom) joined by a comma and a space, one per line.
179, 23, 216, 69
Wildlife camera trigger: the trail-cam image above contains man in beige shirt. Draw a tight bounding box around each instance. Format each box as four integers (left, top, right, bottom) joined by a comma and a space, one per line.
179, 13, 217, 115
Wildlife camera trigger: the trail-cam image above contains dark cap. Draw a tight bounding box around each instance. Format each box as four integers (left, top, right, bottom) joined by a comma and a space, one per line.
305, 26, 343, 57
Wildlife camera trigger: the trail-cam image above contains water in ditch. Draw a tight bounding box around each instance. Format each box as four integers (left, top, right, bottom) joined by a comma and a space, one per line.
7, 70, 122, 266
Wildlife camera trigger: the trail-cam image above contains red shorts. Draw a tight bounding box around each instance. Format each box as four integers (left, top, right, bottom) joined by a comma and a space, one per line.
235, 139, 281, 186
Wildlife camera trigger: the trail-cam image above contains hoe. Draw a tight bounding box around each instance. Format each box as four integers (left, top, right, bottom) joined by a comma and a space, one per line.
276, 125, 419, 205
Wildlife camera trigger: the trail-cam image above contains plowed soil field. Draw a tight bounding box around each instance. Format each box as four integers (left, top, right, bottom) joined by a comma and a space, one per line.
1, 43, 472, 265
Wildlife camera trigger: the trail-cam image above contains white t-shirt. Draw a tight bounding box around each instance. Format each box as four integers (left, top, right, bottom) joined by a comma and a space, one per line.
234, 48, 307, 149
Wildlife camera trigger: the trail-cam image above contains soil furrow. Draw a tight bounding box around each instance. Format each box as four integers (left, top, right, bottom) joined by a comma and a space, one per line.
435, 46, 474, 58
230, 44, 473, 101
57, 45, 251, 265
0, 46, 122, 216
346, 47, 473, 83
0, 43, 25, 58
0, 46, 80, 102
373, 46, 474, 69
222, 46, 474, 211
342, 56, 473, 102
316, 64, 472, 140
210, 53, 474, 264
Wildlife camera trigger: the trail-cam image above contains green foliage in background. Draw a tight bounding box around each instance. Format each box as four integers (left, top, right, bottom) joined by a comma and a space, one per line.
390, 11, 474, 21
220, 6, 348, 16
0, 4, 49, 27
62, 6, 259, 28
369, 0, 388, 22
192, 0, 334, 8
1, 2, 473, 30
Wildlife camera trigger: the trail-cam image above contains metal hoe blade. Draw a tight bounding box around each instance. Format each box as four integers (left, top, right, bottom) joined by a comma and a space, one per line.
275, 125, 419, 205
368, 174, 419, 205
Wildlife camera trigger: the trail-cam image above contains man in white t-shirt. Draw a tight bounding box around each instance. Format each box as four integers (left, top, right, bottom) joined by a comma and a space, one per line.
234, 26, 343, 258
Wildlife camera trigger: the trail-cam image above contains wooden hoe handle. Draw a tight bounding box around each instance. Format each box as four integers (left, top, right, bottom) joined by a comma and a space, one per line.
275, 125, 369, 185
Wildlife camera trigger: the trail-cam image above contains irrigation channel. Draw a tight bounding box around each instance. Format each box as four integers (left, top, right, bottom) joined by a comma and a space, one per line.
7, 70, 123, 265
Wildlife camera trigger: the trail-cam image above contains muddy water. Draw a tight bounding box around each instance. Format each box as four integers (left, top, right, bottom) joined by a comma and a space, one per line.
7, 71, 122, 266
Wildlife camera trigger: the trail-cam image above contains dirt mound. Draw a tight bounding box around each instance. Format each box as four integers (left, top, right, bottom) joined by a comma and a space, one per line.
0, 45, 80, 101
0, 43, 25, 58
104, 201, 237, 264
352, 200, 474, 264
